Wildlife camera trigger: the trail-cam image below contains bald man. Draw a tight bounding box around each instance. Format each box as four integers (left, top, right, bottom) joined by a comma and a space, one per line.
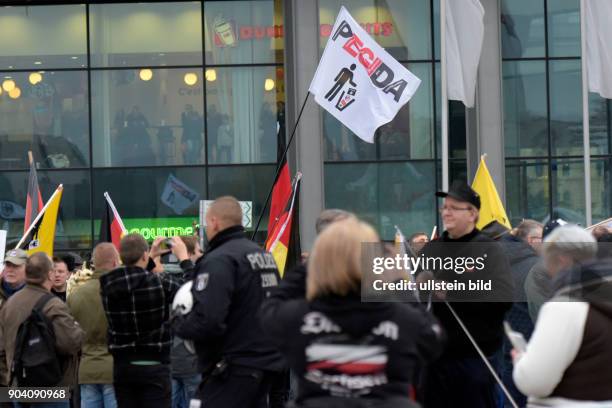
173, 196, 284, 408
67, 243, 120, 407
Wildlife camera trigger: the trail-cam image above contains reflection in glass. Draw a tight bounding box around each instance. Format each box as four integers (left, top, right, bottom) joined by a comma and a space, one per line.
434, 64, 467, 160
0, 5, 87, 70
589, 95, 611, 155
591, 158, 612, 224
0, 170, 91, 249
551, 159, 585, 225
503, 61, 547, 157
547, 0, 580, 58
505, 159, 549, 225
208, 165, 275, 242
93, 167, 205, 219
550, 60, 582, 156
501, 0, 545, 59
89, 2, 202, 67
324, 162, 436, 240
319, 0, 431, 61
92, 69, 205, 167
204, 0, 284, 65
206, 67, 284, 164
0, 71, 89, 169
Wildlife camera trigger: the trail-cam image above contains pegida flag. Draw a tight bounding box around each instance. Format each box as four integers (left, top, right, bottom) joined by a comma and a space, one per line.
16, 185, 63, 257
309, 6, 421, 143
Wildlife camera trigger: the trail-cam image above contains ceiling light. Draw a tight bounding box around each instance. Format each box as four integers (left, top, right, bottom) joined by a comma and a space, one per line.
205, 69, 217, 82
139, 69, 153, 81
2, 79, 15, 92
29, 72, 42, 85
264, 78, 275, 91
8, 87, 21, 99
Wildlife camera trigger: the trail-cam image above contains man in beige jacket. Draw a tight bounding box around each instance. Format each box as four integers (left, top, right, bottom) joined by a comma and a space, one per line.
0, 252, 84, 395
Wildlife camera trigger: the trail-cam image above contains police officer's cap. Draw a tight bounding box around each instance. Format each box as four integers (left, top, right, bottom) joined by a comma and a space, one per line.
436, 180, 481, 210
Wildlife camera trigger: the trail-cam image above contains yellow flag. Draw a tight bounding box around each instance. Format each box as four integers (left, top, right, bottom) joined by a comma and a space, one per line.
20, 185, 63, 257
472, 158, 511, 230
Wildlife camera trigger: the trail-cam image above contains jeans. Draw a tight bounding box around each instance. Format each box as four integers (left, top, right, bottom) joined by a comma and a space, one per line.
171, 375, 201, 408
196, 366, 273, 408
80, 384, 117, 408
113, 363, 172, 408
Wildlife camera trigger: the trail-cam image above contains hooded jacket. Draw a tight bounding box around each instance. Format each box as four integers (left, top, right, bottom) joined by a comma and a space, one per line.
514, 260, 612, 402
261, 292, 444, 404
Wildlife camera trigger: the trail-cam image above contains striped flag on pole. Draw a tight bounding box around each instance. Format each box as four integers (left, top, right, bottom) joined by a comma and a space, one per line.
24, 151, 43, 234
100, 192, 127, 250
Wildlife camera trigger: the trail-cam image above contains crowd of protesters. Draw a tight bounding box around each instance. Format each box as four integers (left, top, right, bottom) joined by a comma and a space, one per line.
0, 186, 612, 408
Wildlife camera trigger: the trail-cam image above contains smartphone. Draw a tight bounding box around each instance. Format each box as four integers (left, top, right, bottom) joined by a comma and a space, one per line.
504, 321, 527, 352
160, 238, 174, 250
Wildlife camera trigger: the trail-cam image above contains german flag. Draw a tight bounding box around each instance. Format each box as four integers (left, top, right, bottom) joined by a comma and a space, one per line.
266, 173, 301, 277
100, 192, 127, 250
17, 185, 63, 256
266, 122, 292, 245
24, 153, 44, 234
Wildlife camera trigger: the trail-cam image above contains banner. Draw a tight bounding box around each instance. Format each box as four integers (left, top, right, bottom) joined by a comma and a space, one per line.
585, 0, 612, 99
309, 6, 421, 143
0, 230, 6, 274
161, 174, 200, 215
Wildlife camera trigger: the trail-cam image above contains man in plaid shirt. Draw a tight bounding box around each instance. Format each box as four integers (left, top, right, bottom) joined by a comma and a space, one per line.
100, 233, 181, 408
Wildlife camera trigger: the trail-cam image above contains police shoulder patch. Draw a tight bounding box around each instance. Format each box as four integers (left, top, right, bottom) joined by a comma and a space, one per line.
196, 273, 209, 291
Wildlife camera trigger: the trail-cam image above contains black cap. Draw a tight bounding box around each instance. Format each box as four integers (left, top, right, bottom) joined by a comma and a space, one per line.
543, 218, 567, 239
61, 252, 83, 272
436, 180, 481, 210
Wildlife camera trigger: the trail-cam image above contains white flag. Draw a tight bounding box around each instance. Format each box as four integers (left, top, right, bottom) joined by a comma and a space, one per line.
161, 174, 199, 215
585, 0, 612, 99
309, 6, 421, 143
445, 0, 485, 108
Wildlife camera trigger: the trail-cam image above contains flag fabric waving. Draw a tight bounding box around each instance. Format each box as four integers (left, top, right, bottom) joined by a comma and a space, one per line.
266, 173, 301, 277
17, 185, 63, 256
25, 155, 44, 234
309, 6, 421, 143
445, 0, 485, 107
472, 157, 511, 230
100, 192, 127, 250
584, 0, 612, 99
266, 124, 292, 245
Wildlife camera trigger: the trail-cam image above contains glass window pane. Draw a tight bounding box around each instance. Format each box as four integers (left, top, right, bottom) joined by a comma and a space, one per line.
319, 0, 431, 61
503, 61, 548, 157
0, 70, 89, 169
89, 2, 202, 68
550, 60, 582, 156
323, 111, 376, 161
505, 159, 549, 225
0, 170, 91, 250
592, 158, 612, 224
324, 162, 436, 240
548, 0, 580, 57
93, 167, 205, 240
0, 5, 87, 70
589, 95, 611, 155
379, 63, 434, 160
208, 165, 275, 242
206, 66, 284, 164
434, 63, 467, 160
501, 0, 545, 59
92, 68, 205, 167
204, 0, 284, 65
551, 158, 585, 225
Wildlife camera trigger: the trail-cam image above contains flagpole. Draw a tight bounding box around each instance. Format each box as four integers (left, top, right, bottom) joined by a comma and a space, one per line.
251, 93, 310, 240
440, 0, 450, 192
104, 192, 127, 232
580, 0, 593, 227
14, 184, 63, 250
28, 150, 34, 166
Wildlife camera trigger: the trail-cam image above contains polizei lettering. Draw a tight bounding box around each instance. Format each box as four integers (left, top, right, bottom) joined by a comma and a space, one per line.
332, 20, 407, 102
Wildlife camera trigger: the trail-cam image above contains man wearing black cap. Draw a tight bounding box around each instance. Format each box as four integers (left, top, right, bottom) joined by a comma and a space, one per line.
419, 180, 513, 408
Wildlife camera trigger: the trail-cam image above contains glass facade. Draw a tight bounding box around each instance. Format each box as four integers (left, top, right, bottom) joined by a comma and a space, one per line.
319, 0, 467, 240
501, 0, 611, 226
0, 1, 284, 252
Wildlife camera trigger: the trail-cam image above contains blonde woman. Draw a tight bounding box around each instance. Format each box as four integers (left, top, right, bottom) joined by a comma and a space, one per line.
261, 219, 444, 408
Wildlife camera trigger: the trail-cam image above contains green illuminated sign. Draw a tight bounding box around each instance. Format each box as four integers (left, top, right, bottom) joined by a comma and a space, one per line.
122, 217, 197, 240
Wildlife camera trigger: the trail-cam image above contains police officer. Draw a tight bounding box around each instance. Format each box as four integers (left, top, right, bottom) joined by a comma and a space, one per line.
172, 196, 284, 408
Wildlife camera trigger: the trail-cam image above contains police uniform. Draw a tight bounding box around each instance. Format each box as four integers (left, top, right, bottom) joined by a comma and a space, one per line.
173, 225, 285, 408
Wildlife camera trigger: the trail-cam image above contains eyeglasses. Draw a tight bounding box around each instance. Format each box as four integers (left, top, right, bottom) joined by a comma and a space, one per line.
439, 206, 472, 214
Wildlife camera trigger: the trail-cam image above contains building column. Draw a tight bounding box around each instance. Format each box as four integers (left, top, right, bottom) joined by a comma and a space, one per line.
284, 0, 324, 250
466, 0, 506, 203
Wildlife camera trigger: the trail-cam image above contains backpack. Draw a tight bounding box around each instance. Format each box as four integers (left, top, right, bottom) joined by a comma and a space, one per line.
11, 293, 63, 387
